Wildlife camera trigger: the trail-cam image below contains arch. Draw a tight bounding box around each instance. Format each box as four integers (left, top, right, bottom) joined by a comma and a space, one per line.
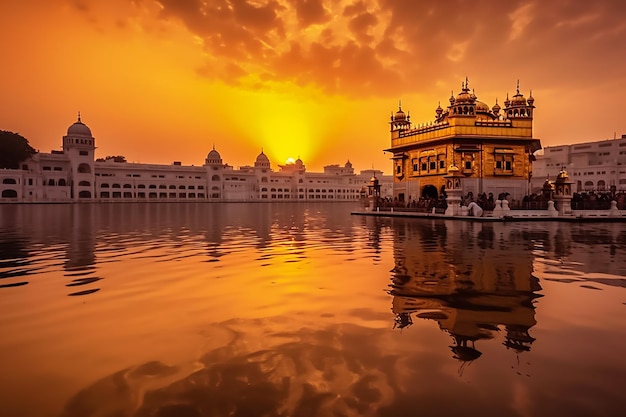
58, 179, 67, 186
48, 179, 55, 186
422, 185, 438, 199
169, 185, 176, 189
179, 185, 186, 189
159, 184, 166, 189
212, 175, 220, 181
261, 177, 268, 183
2, 189, 17, 198
123, 184, 132, 188
597, 180, 606, 190
78, 180, 90, 186
100, 191, 110, 198
2, 178, 17, 184
101, 183, 110, 188
211, 186, 220, 190
584, 181, 594, 191
138, 184, 146, 189
77, 163, 91, 174
78, 190, 91, 198
112, 183, 121, 188
149, 184, 157, 189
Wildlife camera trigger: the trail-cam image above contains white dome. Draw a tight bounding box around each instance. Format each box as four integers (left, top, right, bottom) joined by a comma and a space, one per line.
207, 148, 221, 160
256, 152, 270, 164
67, 117, 92, 137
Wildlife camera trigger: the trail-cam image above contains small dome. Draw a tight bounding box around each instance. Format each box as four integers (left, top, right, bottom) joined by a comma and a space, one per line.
394, 108, 406, 121
527, 92, 534, 106
256, 152, 269, 164
475, 101, 490, 112
67, 114, 92, 137
206, 148, 221, 161
511, 92, 527, 106
455, 90, 473, 104
492, 100, 501, 113
435, 103, 443, 115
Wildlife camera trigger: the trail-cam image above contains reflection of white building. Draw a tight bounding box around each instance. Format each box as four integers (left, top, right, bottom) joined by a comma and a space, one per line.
0, 116, 393, 203
531, 135, 626, 193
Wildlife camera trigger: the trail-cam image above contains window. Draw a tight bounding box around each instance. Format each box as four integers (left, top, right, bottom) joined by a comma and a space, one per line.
79, 150, 88, 156
421, 162, 427, 171
439, 160, 445, 169
464, 161, 472, 170
429, 161, 436, 170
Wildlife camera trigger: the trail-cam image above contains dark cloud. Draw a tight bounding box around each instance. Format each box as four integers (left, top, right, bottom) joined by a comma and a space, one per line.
294, 0, 329, 27
146, 0, 626, 98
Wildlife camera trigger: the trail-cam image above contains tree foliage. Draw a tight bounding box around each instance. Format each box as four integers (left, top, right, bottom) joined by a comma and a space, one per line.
96, 155, 127, 163
0, 130, 37, 169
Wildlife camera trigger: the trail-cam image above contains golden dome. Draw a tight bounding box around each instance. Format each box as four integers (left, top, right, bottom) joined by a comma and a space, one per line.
475, 100, 490, 112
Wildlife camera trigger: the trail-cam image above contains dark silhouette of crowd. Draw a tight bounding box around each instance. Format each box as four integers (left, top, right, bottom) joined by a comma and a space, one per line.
373, 189, 625, 212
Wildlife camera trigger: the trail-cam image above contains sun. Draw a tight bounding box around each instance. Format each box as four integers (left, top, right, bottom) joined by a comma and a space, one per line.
286, 157, 296, 164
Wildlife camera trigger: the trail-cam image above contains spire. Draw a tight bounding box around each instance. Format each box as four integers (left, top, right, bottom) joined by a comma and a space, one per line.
77, 111, 81, 123
516, 79, 520, 94
398, 99, 402, 111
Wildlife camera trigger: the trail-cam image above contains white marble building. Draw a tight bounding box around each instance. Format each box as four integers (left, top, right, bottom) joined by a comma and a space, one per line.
530, 134, 626, 193
1, 116, 393, 203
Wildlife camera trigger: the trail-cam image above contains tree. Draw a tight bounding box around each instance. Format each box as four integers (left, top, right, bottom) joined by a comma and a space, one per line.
96, 155, 127, 163
0, 130, 37, 169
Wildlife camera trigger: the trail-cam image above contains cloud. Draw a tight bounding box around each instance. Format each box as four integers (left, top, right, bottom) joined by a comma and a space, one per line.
120, 0, 626, 99
508, 3, 534, 41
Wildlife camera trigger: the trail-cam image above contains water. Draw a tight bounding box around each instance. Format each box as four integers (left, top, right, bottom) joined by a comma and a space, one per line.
0, 203, 625, 417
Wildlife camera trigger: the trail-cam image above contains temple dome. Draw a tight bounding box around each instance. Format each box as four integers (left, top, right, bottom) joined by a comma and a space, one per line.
394, 108, 406, 121
511, 92, 527, 106
256, 152, 269, 164
67, 115, 92, 137
206, 148, 221, 163
475, 101, 490, 112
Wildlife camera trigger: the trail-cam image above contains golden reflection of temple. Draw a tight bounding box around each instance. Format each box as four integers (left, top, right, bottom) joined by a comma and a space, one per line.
389, 219, 541, 362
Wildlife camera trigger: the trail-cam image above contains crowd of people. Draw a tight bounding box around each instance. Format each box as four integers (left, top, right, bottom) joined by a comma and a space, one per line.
374, 189, 626, 211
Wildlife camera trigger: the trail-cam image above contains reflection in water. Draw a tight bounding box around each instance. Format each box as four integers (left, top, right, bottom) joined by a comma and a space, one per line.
1, 204, 626, 417
387, 220, 542, 370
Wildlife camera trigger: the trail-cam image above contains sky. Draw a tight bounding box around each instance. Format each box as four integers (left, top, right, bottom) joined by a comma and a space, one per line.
1, 0, 625, 173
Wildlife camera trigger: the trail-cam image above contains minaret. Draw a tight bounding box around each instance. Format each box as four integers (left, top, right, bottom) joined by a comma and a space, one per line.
63, 113, 96, 200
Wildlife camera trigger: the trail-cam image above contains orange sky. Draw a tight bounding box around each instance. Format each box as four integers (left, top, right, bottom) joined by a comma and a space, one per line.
1, 0, 625, 173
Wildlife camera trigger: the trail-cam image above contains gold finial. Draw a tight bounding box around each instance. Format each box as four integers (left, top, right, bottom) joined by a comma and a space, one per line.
77, 111, 81, 122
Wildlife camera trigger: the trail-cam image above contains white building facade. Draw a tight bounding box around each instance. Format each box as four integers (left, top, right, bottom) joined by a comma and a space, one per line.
530, 134, 626, 193
1, 117, 393, 203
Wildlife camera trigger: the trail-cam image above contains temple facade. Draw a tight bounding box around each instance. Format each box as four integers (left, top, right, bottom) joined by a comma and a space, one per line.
385, 79, 541, 202
0, 116, 393, 203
